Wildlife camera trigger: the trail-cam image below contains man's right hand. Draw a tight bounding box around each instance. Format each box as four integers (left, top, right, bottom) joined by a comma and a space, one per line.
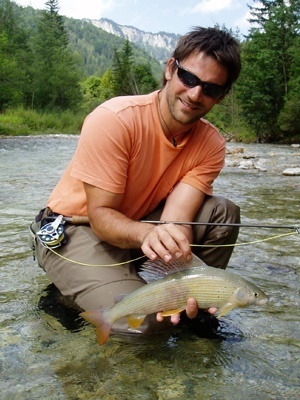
141, 223, 192, 262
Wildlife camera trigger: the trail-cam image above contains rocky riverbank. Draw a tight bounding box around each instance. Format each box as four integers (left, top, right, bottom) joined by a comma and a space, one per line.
226, 144, 300, 175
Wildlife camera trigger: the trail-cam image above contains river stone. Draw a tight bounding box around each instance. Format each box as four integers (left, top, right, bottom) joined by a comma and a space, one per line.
238, 159, 254, 169
282, 167, 300, 176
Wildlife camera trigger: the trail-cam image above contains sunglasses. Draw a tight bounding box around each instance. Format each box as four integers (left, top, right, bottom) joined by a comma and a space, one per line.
175, 59, 228, 99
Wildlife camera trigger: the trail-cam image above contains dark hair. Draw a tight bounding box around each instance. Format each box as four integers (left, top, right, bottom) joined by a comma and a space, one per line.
163, 27, 241, 90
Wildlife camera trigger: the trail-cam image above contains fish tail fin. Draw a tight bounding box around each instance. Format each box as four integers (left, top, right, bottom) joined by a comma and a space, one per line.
80, 310, 112, 345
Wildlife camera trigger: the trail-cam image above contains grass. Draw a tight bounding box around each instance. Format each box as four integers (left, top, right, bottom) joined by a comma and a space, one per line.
0, 107, 87, 136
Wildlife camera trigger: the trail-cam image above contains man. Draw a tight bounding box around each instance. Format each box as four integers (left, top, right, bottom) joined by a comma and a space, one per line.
30, 27, 241, 334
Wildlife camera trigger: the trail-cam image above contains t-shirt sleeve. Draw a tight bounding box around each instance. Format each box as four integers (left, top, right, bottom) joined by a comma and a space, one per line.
71, 106, 131, 193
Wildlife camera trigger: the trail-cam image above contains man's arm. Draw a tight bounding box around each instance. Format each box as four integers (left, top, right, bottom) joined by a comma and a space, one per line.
84, 181, 206, 261
83, 183, 154, 248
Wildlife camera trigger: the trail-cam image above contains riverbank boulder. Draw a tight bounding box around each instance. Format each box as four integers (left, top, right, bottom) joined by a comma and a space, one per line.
225, 147, 267, 171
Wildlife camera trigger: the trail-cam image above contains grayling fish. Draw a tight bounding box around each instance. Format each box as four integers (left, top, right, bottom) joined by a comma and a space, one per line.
80, 257, 268, 345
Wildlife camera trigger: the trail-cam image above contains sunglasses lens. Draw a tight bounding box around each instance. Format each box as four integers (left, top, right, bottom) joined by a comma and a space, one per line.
176, 62, 226, 99
177, 67, 198, 87
203, 84, 225, 99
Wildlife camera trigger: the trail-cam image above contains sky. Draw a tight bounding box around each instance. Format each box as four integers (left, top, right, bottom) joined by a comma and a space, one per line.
15, 0, 257, 36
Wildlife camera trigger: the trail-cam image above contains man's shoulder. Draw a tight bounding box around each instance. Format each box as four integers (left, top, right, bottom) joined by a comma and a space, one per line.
198, 118, 226, 145
100, 91, 158, 114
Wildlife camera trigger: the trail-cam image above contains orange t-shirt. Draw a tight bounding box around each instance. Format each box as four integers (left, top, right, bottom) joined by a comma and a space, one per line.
47, 91, 225, 220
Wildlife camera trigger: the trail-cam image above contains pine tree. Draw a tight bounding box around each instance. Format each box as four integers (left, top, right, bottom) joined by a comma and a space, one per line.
112, 39, 135, 96
31, 0, 82, 110
112, 39, 158, 96
237, 0, 300, 142
0, 0, 32, 110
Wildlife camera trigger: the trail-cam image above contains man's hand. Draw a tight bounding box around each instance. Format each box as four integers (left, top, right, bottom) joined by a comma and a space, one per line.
141, 223, 193, 262
141, 182, 206, 262
156, 298, 218, 324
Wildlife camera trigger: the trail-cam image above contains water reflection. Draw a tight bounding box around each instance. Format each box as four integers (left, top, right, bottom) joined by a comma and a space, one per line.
0, 136, 299, 399
38, 284, 86, 333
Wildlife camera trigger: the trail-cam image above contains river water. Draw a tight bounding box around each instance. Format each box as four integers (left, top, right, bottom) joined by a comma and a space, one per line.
0, 136, 299, 400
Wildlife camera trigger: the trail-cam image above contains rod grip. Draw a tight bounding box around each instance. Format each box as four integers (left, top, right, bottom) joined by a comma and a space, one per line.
70, 215, 90, 225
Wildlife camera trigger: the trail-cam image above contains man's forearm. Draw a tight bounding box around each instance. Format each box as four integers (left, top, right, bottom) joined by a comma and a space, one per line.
89, 206, 153, 249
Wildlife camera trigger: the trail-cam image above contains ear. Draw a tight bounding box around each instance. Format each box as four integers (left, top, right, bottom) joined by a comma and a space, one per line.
165, 58, 175, 82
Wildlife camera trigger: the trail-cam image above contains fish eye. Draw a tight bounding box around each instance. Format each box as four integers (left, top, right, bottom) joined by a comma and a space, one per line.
254, 292, 258, 297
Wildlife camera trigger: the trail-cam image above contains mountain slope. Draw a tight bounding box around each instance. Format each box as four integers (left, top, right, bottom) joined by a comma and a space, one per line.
86, 18, 180, 64
19, 5, 175, 78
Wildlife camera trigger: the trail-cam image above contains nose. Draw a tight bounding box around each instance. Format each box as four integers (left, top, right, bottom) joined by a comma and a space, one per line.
186, 84, 204, 101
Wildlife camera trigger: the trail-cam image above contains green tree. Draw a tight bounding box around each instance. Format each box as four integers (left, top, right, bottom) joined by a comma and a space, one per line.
0, 0, 32, 110
278, 36, 300, 139
112, 39, 158, 96
0, 32, 20, 110
132, 64, 159, 94
31, 0, 82, 110
112, 39, 135, 96
237, 0, 299, 142
99, 69, 114, 100
82, 76, 102, 100
81, 69, 114, 111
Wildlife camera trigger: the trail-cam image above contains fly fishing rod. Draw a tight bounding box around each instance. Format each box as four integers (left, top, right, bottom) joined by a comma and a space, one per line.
45, 215, 299, 231
36, 214, 298, 257
141, 220, 300, 233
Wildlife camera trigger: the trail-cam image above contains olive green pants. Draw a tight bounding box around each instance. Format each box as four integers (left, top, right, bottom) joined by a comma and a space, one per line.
30, 196, 240, 333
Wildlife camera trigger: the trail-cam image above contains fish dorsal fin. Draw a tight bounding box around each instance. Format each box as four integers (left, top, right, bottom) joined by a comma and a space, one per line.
138, 253, 206, 283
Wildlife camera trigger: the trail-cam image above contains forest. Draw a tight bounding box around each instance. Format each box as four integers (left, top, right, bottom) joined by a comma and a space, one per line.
0, 0, 299, 143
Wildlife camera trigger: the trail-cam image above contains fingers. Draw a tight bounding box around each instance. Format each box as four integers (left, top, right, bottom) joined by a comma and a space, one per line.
156, 312, 181, 325
170, 314, 181, 325
156, 298, 199, 325
207, 307, 218, 315
156, 300, 218, 325
141, 224, 192, 262
156, 312, 164, 322
185, 298, 198, 319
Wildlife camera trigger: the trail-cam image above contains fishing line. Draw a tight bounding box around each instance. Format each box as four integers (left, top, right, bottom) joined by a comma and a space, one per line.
191, 231, 296, 248
44, 247, 146, 267
44, 230, 298, 267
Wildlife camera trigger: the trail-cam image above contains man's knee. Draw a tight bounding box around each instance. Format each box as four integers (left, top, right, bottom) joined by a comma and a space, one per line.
195, 196, 240, 227
219, 196, 240, 223
203, 196, 240, 223
192, 196, 240, 268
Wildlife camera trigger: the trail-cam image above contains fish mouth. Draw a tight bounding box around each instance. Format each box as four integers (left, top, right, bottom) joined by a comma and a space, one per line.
258, 297, 269, 305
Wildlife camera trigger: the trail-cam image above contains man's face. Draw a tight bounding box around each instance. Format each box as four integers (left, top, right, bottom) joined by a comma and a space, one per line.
164, 52, 228, 126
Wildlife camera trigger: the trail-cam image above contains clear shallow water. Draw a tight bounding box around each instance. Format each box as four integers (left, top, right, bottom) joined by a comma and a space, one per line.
0, 136, 299, 400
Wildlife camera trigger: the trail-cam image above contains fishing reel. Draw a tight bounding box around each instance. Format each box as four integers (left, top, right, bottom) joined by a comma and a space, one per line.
36, 214, 66, 248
